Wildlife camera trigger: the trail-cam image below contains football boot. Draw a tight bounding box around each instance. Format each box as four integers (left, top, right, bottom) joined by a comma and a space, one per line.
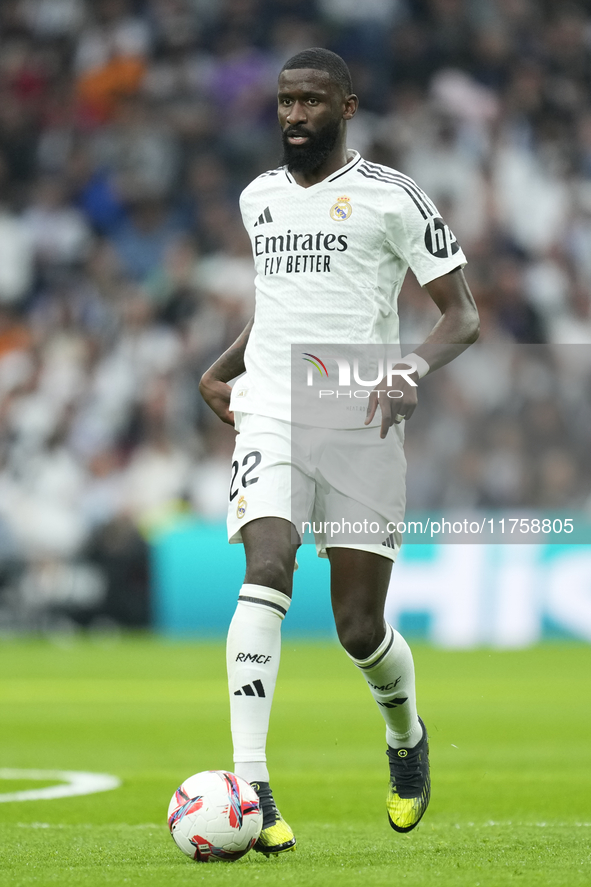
250, 781, 296, 856
386, 717, 431, 833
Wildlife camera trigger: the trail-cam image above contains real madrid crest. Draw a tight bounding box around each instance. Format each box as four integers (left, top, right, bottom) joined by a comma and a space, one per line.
330, 195, 352, 221
237, 495, 247, 519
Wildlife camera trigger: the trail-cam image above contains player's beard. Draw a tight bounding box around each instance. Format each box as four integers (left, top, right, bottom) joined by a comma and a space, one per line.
281, 118, 342, 173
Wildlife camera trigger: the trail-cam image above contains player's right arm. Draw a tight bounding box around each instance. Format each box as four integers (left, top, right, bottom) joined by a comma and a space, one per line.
199, 317, 253, 426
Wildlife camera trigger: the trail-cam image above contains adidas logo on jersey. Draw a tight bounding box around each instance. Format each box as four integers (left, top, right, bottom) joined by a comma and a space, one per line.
234, 679, 266, 697
254, 207, 273, 226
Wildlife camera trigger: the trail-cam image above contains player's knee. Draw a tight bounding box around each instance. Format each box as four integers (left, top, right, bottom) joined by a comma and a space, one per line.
335, 615, 384, 660
244, 556, 293, 597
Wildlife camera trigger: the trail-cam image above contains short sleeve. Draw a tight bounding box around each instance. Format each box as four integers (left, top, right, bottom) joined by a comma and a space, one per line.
385, 179, 467, 287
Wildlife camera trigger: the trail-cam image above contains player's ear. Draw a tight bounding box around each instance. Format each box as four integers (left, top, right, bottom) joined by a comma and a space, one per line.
343, 94, 358, 121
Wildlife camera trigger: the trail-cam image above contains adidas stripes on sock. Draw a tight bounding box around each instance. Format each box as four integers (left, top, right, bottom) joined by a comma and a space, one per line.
226, 584, 291, 784
350, 624, 423, 749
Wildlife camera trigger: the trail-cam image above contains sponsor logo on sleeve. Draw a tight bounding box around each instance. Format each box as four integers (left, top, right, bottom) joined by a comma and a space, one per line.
424, 217, 460, 258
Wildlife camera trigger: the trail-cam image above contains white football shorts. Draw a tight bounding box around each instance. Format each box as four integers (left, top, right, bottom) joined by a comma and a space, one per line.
227, 412, 406, 562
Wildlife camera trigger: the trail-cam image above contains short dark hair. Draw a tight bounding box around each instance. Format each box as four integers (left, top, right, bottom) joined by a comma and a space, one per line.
280, 47, 353, 96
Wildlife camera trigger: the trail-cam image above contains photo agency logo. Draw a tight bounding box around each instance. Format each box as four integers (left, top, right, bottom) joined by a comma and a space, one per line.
302, 352, 419, 400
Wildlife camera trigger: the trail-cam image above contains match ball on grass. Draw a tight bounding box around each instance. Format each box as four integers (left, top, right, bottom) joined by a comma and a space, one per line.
167, 770, 262, 862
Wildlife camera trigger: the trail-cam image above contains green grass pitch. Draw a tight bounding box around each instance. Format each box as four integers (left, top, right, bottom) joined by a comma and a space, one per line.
0, 637, 590, 886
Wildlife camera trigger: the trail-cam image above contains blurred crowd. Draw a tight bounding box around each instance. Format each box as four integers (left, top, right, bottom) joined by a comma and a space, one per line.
0, 0, 590, 627
405, 344, 591, 512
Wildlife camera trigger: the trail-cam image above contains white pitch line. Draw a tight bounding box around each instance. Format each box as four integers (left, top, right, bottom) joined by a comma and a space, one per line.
453, 821, 591, 828
17, 823, 162, 829
0, 769, 121, 802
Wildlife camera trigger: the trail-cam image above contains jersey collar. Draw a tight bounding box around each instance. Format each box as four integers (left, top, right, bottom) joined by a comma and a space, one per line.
284, 150, 362, 187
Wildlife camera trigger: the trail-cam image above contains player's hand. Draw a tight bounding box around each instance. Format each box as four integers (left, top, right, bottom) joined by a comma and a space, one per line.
364, 370, 419, 438
199, 372, 235, 426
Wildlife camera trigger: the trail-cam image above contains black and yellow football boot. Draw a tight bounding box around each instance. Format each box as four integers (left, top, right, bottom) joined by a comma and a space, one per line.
250, 781, 296, 856
386, 717, 431, 833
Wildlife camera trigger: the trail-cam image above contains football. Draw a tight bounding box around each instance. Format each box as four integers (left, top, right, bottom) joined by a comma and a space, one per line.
167, 770, 263, 862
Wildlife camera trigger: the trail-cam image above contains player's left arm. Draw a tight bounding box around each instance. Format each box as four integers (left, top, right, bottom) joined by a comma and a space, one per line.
366, 266, 480, 438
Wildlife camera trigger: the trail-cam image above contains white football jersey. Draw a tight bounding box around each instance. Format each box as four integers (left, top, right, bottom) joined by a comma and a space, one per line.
230, 151, 467, 423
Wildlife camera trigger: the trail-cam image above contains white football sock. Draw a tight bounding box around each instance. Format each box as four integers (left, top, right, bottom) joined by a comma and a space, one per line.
226, 583, 291, 784
349, 624, 423, 749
